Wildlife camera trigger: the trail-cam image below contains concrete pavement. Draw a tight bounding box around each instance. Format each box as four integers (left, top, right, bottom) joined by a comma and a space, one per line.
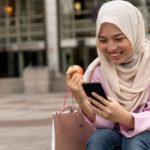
0, 92, 73, 150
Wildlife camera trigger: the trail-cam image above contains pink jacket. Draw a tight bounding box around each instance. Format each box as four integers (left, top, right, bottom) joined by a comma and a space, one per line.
85, 66, 150, 138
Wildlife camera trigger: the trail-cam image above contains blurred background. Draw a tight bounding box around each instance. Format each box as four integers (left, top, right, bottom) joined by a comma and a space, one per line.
0, 0, 150, 94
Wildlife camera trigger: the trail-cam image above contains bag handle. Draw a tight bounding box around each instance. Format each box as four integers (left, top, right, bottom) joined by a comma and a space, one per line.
58, 106, 79, 113
59, 87, 80, 113
63, 87, 75, 108
57, 88, 87, 127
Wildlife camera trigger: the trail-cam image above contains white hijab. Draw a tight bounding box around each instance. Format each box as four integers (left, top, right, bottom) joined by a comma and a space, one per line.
84, 0, 150, 111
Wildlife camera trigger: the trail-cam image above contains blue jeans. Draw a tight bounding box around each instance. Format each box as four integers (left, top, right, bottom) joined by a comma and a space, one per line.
86, 128, 150, 150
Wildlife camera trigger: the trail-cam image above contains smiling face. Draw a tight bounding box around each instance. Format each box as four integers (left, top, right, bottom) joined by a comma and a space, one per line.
97, 23, 132, 64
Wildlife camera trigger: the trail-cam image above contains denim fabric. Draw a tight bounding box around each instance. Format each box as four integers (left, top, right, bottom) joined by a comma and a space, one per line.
122, 131, 150, 150
86, 128, 150, 150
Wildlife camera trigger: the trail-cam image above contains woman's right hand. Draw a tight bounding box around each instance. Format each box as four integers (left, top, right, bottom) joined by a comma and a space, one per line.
66, 66, 86, 105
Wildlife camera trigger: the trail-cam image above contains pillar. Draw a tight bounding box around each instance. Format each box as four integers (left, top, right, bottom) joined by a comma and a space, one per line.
44, 0, 59, 71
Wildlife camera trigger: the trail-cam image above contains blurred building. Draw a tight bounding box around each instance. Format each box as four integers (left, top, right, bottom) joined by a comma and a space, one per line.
0, 0, 150, 93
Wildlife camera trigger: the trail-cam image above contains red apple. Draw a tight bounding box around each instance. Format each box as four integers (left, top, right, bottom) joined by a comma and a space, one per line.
67, 65, 84, 75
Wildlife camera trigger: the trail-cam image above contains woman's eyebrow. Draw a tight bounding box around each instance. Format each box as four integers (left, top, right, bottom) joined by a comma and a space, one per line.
98, 35, 106, 38
98, 33, 124, 38
114, 33, 125, 37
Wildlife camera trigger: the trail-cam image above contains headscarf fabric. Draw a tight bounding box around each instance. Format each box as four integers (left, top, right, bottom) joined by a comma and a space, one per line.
85, 0, 150, 111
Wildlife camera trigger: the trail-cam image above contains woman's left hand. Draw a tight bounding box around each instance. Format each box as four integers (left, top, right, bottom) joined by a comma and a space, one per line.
90, 92, 134, 128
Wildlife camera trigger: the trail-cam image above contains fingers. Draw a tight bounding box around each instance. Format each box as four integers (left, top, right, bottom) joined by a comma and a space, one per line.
91, 92, 110, 105
66, 69, 84, 91
72, 74, 83, 83
66, 68, 74, 81
70, 75, 84, 90
91, 98, 105, 109
90, 99, 112, 119
66, 66, 83, 82
89, 93, 113, 119
90, 101, 108, 118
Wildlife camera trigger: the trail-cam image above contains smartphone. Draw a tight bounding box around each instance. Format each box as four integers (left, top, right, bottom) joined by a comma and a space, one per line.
82, 82, 108, 100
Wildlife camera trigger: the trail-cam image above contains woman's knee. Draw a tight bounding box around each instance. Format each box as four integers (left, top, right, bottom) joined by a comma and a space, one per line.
86, 128, 122, 150
122, 131, 150, 150
88, 129, 119, 143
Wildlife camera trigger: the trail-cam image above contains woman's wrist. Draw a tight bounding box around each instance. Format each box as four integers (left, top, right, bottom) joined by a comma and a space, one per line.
78, 98, 96, 122
76, 96, 87, 106
121, 110, 134, 129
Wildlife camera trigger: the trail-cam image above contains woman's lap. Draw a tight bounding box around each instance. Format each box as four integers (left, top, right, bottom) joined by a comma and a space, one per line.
86, 128, 122, 150
86, 128, 150, 150
122, 131, 150, 150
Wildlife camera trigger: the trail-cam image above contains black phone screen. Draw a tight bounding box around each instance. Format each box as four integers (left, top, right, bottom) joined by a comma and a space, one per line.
82, 82, 108, 100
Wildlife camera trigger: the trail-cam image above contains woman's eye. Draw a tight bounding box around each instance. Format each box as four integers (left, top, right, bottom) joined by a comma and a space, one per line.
99, 39, 107, 43
115, 37, 124, 42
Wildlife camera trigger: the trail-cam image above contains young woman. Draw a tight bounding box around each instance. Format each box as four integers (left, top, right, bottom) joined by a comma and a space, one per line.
66, 1, 150, 149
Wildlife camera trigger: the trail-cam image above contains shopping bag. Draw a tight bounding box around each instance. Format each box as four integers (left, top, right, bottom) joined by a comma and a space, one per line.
51, 90, 95, 150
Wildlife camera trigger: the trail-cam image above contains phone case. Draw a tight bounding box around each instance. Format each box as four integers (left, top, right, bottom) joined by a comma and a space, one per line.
82, 82, 108, 100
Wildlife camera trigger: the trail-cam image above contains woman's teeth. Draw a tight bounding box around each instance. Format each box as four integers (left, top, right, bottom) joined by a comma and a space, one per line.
110, 52, 121, 57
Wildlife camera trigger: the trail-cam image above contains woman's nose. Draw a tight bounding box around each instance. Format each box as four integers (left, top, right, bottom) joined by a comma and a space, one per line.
107, 42, 117, 52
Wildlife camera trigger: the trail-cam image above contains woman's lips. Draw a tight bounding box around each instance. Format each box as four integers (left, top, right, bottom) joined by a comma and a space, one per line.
109, 51, 123, 59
